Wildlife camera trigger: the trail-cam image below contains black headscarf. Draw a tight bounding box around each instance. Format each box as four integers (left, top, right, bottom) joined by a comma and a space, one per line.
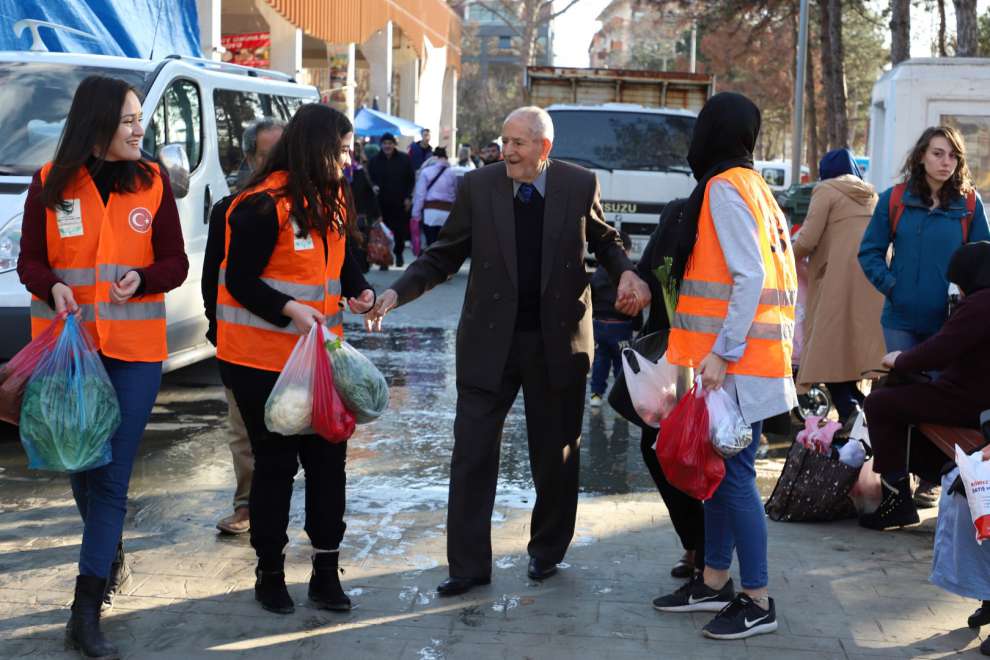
948, 241, 990, 294
655, 92, 760, 281
685, 91, 760, 214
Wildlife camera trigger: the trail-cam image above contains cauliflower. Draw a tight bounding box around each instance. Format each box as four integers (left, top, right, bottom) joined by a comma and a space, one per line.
264, 384, 312, 436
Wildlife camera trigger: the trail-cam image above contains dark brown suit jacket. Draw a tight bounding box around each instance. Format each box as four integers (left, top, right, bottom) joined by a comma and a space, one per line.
391, 159, 633, 392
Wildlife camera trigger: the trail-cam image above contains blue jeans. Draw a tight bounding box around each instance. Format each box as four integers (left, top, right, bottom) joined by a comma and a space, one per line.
704, 421, 766, 590
70, 357, 161, 578
590, 320, 633, 396
882, 327, 933, 353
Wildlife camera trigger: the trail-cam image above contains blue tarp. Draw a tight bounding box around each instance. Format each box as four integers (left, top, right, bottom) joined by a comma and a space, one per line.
0, 0, 200, 58
355, 107, 424, 139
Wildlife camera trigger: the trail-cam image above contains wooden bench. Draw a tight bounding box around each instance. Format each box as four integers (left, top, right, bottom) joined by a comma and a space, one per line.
918, 423, 987, 459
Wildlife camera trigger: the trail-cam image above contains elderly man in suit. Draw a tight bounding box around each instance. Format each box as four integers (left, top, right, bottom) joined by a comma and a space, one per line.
367, 106, 651, 595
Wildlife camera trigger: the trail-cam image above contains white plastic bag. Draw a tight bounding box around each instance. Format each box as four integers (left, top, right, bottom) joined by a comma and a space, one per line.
954, 445, 990, 544
848, 409, 870, 449
705, 387, 752, 458
264, 323, 322, 436
621, 348, 679, 429
838, 439, 867, 468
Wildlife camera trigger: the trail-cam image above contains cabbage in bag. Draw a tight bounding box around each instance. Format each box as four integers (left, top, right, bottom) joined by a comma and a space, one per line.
19, 314, 120, 472
324, 338, 389, 424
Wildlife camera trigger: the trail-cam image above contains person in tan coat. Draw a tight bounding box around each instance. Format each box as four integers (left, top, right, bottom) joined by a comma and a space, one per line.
793, 148, 886, 424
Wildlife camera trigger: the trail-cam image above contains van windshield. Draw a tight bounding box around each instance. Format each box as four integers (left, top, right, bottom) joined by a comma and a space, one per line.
548, 110, 694, 173
0, 62, 149, 176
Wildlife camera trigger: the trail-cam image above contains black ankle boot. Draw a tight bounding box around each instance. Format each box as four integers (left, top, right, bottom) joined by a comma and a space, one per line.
65, 575, 120, 659
255, 555, 294, 614
308, 552, 351, 611
102, 542, 131, 611
859, 477, 920, 530
970, 601, 990, 629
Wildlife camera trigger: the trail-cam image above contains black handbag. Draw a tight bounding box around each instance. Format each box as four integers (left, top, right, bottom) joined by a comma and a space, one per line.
764, 441, 860, 522
606, 329, 669, 429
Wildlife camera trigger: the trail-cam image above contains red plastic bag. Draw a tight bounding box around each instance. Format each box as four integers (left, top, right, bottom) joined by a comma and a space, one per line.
657, 380, 725, 501
312, 327, 355, 443
0, 313, 64, 425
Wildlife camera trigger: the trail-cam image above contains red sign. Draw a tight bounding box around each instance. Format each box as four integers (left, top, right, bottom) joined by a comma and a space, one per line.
221, 32, 271, 69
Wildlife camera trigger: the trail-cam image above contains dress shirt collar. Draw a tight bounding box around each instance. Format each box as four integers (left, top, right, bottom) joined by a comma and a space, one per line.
512, 162, 548, 198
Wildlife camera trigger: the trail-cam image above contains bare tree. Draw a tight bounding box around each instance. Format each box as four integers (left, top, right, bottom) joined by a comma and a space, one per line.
890, 0, 911, 64
819, 0, 849, 147
472, 0, 584, 101
954, 0, 979, 55
937, 0, 949, 55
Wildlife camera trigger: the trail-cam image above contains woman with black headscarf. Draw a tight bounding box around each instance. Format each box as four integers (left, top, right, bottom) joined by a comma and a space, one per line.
860, 241, 990, 531
649, 93, 797, 641
793, 148, 885, 424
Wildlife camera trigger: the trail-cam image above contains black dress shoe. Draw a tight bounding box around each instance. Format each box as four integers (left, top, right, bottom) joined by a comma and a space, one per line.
527, 557, 558, 581
436, 576, 490, 596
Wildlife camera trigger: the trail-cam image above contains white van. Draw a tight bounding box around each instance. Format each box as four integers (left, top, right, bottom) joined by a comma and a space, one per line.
755, 160, 810, 192
545, 104, 697, 260
0, 51, 319, 370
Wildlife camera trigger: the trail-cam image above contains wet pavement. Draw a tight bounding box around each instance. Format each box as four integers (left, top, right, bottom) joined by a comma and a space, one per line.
0, 266, 985, 658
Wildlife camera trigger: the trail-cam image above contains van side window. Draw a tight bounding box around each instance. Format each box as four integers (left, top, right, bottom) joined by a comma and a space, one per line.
273, 95, 304, 120
142, 80, 203, 169
214, 89, 268, 178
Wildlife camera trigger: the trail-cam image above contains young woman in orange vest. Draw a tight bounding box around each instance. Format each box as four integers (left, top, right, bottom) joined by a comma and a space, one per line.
17, 75, 189, 659
215, 104, 375, 615
651, 93, 798, 641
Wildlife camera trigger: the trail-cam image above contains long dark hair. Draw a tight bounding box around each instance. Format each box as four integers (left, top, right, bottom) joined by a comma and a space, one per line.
42, 75, 155, 210
901, 126, 974, 209
245, 104, 357, 241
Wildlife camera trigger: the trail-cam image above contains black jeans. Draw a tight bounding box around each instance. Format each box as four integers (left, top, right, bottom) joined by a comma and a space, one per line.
221, 361, 347, 561
825, 381, 866, 422
640, 425, 705, 570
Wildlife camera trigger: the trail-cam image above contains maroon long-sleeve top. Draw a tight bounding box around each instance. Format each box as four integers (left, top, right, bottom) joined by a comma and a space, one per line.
17, 160, 189, 304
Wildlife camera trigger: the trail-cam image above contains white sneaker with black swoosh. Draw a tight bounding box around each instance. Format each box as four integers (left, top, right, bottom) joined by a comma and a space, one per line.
652, 574, 735, 613
702, 593, 777, 640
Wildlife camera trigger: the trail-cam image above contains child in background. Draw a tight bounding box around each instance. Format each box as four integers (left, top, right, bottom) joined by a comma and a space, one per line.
589, 231, 642, 407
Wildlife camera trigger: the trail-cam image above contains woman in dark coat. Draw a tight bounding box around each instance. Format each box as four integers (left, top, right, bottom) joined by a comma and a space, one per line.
860, 241, 990, 530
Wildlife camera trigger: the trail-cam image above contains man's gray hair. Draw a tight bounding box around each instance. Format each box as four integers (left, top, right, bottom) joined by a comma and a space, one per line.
504, 106, 554, 143
242, 118, 285, 157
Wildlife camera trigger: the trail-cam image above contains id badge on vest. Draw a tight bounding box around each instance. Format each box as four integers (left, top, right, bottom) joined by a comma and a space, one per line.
292, 220, 315, 251
56, 199, 84, 238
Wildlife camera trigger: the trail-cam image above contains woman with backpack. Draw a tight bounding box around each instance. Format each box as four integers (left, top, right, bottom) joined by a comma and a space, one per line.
858, 126, 990, 505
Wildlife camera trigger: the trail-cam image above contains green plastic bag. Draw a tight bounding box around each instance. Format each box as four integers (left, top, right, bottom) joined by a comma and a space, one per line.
324, 338, 389, 424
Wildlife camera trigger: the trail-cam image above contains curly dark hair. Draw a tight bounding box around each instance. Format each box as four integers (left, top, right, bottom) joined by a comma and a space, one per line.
900, 126, 974, 209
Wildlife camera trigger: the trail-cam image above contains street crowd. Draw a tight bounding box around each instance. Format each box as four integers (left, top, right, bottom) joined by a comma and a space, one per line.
7, 70, 990, 660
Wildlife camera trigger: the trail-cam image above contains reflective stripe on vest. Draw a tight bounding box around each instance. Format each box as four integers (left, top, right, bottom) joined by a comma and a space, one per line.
217, 304, 343, 334
218, 268, 337, 302
30, 298, 96, 322
96, 301, 166, 321
53, 267, 96, 286
678, 280, 798, 307
666, 167, 797, 378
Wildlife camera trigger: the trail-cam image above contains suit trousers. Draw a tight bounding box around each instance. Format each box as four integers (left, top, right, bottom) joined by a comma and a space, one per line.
447, 331, 585, 578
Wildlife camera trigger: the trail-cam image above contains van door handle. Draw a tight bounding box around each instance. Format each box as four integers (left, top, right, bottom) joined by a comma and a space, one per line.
203, 185, 212, 225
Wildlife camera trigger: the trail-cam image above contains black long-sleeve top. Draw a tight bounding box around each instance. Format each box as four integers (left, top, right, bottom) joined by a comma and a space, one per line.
350, 168, 381, 220
203, 192, 372, 342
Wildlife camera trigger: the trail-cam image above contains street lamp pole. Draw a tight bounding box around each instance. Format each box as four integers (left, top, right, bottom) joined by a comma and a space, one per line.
791, 0, 810, 186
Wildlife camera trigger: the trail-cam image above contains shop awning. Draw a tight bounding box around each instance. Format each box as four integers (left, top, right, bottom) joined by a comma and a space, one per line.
261, 0, 461, 68
355, 107, 424, 138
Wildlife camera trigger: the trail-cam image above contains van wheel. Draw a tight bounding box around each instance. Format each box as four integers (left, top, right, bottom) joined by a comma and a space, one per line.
793, 385, 832, 422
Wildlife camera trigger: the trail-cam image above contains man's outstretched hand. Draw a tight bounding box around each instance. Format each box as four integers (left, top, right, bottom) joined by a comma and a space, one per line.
365, 288, 398, 332
615, 270, 651, 316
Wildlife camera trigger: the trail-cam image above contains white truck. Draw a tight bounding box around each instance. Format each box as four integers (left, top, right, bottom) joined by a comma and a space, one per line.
867, 57, 990, 200
527, 66, 715, 259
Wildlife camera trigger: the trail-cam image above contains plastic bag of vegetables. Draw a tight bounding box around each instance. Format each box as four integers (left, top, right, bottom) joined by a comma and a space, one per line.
19, 313, 120, 472
324, 338, 389, 423
264, 323, 321, 435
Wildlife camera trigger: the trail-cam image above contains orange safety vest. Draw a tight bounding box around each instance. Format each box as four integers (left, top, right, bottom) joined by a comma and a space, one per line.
216, 171, 346, 372
30, 162, 167, 362
667, 167, 797, 378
